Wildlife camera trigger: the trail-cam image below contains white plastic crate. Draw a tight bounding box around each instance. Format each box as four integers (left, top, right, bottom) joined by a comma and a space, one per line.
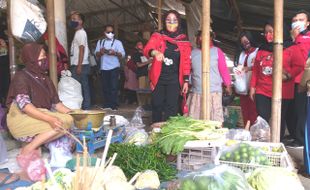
176, 140, 224, 171
218, 141, 293, 173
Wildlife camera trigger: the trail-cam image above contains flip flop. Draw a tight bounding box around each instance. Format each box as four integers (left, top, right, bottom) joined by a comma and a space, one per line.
0, 173, 20, 186
0, 168, 9, 173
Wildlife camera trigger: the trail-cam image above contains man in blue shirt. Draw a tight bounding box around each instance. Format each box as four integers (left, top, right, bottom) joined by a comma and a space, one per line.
95, 25, 125, 110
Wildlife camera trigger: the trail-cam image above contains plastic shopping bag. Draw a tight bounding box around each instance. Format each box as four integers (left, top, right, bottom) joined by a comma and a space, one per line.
47, 136, 73, 168
58, 70, 83, 109
233, 66, 250, 95
11, 0, 46, 42
177, 165, 250, 190
250, 116, 270, 142
128, 106, 145, 128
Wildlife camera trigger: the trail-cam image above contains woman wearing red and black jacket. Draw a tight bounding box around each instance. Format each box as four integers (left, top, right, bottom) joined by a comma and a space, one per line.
144, 10, 191, 122
250, 20, 304, 140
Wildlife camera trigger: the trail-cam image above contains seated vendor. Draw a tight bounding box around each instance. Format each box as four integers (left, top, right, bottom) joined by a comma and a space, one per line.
6, 42, 73, 158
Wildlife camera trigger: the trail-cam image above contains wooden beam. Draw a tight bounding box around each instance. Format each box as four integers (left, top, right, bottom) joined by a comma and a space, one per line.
82, 4, 145, 17
108, 0, 143, 22
202, 0, 211, 120
6, 0, 17, 79
228, 0, 242, 33
157, 0, 162, 30
46, 0, 58, 87
271, 0, 283, 143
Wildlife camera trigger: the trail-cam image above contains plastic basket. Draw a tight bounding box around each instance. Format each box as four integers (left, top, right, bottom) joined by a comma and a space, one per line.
219, 141, 293, 173
176, 140, 224, 171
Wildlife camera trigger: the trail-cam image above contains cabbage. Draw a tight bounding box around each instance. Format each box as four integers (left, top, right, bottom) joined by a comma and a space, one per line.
248, 168, 304, 190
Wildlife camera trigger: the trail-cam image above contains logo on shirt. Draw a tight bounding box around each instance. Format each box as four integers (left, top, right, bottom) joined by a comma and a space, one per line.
262, 66, 273, 76
164, 57, 173, 66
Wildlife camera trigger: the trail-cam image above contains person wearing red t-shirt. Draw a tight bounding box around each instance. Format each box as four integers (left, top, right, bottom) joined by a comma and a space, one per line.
250, 20, 304, 140
286, 10, 310, 146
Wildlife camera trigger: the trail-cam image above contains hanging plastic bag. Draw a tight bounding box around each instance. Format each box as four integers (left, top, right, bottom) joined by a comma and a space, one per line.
128, 106, 145, 128
233, 66, 251, 95
47, 136, 73, 168
11, 0, 46, 42
250, 116, 270, 142
0, 133, 8, 164
58, 70, 83, 109
177, 165, 250, 190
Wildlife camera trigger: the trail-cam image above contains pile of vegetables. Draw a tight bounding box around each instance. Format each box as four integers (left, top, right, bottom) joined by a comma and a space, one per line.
108, 143, 177, 181
248, 168, 304, 190
154, 116, 227, 155
220, 143, 270, 166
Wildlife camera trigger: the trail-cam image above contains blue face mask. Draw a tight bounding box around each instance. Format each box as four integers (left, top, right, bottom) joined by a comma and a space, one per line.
291, 21, 306, 32
69, 21, 79, 29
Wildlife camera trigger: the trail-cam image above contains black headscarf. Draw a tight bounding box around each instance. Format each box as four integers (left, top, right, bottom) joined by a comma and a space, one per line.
260, 19, 294, 52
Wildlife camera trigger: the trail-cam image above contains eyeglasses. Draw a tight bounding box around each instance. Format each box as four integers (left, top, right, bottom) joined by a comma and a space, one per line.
105, 31, 114, 34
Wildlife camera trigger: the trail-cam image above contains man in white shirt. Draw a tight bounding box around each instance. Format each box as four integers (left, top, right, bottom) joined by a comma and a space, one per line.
95, 25, 125, 110
69, 12, 91, 110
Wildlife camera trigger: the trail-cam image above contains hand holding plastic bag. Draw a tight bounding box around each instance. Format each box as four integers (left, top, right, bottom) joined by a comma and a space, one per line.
250, 116, 270, 142
233, 66, 250, 95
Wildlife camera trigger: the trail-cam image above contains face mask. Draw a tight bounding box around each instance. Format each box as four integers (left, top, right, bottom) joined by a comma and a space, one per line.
291, 21, 306, 32
69, 21, 79, 29
106, 32, 115, 39
166, 23, 178, 32
37, 58, 49, 71
265, 33, 273, 43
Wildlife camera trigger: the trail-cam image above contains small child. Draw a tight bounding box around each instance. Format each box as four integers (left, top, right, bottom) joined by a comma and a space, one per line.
186, 30, 232, 123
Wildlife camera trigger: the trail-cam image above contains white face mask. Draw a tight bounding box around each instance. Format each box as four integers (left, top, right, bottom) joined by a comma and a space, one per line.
291, 21, 306, 32
105, 32, 114, 39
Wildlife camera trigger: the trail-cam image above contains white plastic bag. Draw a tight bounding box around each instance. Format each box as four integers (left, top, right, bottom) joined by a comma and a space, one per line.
58, 70, 83, 109
233, 66, 251, 95
128, 107, 145, 128
11, 0, 46, 42
47, 136, 73, 168
0, 133, 8, 164
226, 129, 252, 141
250, 116, 270, 142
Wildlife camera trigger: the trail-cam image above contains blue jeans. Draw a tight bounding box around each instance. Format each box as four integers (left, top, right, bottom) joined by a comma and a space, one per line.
71, 65, 91, 109
101, 68, 120, 109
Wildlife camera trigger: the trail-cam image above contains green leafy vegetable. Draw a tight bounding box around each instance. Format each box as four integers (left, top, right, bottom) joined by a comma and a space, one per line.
155, 116, 226, 155
108, 144, 177, 181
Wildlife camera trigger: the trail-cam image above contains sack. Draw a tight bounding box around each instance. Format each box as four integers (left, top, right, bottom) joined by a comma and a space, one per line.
58, 70, 83, 109
11, 0, 46, 42
47, 136, 73, 168
181, 93, 188, 115
250, 116, 270, 142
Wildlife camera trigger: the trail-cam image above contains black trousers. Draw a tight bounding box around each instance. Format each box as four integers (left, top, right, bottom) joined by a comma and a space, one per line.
255, 94, 290, 141
152, 82, 180, 122
286, 84, 307, 144
101, 68, 120, 109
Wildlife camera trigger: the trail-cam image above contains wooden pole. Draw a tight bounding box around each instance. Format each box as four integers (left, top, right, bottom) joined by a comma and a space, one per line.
46, 0, 58, 88
157, 0, 162, 31
271, 0, 283, 143
201, 0, 211, 120
6, 0, 16, 79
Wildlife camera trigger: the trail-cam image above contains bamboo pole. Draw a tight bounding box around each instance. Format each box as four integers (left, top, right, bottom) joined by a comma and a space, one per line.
6, 0, 16, 79
157, 0, 162, 31
271, 0, 283, 143
46, 0, 58, 88
201, 0, 211, 120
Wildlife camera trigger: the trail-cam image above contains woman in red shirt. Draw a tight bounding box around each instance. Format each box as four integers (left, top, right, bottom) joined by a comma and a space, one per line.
250, 20, 304, 140
144, 10, 191, 122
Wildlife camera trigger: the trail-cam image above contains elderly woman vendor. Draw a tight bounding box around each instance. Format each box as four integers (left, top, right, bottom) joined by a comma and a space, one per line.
6, 43, 73, 160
